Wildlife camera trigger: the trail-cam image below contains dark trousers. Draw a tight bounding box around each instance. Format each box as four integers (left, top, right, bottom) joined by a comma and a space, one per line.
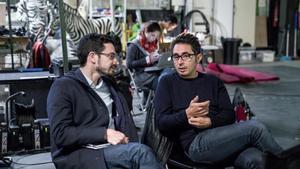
103, 142, 164, 169
188, 120, 283, 169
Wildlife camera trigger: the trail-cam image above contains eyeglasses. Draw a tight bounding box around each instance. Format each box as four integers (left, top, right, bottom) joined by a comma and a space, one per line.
172, 53, 195, 62
96, 52, 117, 60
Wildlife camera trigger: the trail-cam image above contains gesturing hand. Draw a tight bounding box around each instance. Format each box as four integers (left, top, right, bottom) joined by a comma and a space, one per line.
188, 116, 212, 128
186, 96, 210, 119
106, 129, 129, 145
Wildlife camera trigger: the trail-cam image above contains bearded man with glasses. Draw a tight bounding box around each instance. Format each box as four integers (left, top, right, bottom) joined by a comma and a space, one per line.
154, 33, 283, 169
47, 33, 164, 169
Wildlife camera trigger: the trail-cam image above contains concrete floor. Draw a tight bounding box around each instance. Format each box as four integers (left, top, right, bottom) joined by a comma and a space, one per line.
1, 60, 300, 168
226, 61, 300, 149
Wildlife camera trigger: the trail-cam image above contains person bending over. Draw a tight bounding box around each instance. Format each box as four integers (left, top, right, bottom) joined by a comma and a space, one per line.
160, 14, 182, 38
126, 21, 162, 90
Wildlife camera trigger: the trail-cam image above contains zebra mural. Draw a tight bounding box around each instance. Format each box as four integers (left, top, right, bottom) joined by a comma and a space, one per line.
16, 0, 59, 42
17, 0, 122, 58
62, 2, 122, 56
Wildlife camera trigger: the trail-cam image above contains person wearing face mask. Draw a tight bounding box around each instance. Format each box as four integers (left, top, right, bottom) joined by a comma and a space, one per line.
126, 21, 162, 91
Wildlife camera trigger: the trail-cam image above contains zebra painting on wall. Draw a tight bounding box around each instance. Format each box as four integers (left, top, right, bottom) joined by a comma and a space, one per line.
16, 0, 59, 42
62, 1, 122, 56
17, 0, 122, 58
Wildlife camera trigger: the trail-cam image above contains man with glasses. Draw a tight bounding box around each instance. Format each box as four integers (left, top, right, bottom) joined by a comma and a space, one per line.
154, 33, 283, 169
47, 33, 164, 169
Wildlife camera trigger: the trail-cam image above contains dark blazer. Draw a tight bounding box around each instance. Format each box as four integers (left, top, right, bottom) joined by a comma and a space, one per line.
47, 69, 138, 169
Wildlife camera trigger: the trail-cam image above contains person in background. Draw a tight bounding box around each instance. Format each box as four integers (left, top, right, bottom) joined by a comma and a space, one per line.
126, 21, 162, 90
127, 12, 141, 41
106, 31, 133, 112
160, 14, 182, 38
155, 33, 283, 169
47, 33, 164, 169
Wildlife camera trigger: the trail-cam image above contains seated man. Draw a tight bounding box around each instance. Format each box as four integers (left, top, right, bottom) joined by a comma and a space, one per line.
154, 33, 283, 169
47, 33, 164, 169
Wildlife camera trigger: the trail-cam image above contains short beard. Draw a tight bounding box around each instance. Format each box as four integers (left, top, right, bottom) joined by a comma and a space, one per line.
96, 66, 116, 77
95, 64, 107, 76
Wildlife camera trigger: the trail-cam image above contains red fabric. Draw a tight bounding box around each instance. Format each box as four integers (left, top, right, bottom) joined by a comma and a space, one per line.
30, 42, 51, 68
196, 64, 241, 83
139, 32, 158, 53
196, 63, 279, 83
208, 63, 279, 82
207, 63, 254, 82
235, 105, 248, 122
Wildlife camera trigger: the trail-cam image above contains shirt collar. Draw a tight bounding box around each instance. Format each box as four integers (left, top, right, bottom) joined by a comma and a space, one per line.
81, 70, 103, 89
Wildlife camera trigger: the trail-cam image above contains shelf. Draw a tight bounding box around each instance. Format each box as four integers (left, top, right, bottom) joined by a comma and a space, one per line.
0, 36, 29, 51
0, 36, 30, 70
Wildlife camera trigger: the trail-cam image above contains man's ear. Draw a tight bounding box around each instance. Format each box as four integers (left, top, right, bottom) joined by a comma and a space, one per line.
88, 52, 97, 64
196, 53, 203, 63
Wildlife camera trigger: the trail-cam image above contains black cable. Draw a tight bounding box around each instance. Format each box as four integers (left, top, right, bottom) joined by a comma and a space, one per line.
10, 147, 51, 156
0, 157, 11, 166
183, 10, 210, 34
1, 148, 52, 167
11, 160, 53, 166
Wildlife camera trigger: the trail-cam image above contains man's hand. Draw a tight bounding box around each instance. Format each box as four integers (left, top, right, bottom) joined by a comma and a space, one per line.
106, 129, 129, 145
186, 96, 210, 119
188, 116, 212, 128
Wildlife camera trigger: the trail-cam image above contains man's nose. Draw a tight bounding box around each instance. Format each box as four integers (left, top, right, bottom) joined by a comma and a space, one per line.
177, 57, 185, 64
113, 58, 119, 65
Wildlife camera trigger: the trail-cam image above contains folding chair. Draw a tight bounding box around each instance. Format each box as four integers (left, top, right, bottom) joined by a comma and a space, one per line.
141, 102, 227, 169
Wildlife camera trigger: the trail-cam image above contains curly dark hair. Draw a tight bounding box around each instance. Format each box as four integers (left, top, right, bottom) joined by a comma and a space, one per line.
170, 33, 202, 54
106, 31, 122, 54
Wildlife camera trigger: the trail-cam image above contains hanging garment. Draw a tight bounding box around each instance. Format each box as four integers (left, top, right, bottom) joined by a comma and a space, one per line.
30, 41, 51, 68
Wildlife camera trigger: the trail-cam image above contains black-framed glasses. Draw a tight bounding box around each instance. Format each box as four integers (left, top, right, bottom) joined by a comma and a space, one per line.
172, 53, 195, 62
96, 52, 117, 60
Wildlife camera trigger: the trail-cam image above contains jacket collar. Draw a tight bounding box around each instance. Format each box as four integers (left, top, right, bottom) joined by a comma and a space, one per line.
65, 68, 118, 91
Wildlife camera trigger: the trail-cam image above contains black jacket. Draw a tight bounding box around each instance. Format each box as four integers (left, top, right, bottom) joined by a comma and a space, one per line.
47, 69, 138, 169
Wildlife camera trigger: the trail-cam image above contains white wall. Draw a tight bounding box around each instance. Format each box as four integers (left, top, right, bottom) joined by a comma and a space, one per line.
233, 0, 256, 46
192, 0, 213, 33
185, 0, 233, 45
185, 0, 256, 46
214, 0, 234, 39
